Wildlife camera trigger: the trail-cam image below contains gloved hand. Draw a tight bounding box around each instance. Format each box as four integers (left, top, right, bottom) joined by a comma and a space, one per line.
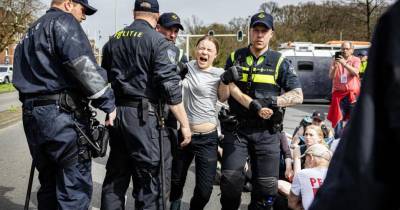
176, 62, 188, 78
220, 66, 242, 85
249, 99, 263, 114
249, 97, 275, 111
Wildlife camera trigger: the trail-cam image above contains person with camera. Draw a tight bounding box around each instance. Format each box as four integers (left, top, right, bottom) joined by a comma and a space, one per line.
12, 0, 116, 209
328, 41, 361, 138
218, 12, 303, 210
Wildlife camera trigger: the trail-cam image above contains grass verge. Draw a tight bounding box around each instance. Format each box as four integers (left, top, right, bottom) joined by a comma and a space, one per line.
0, 83, 16, 94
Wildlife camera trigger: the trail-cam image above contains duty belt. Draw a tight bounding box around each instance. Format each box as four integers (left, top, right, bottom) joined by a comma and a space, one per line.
116, 98, 156, 124
22, 92, 88, 111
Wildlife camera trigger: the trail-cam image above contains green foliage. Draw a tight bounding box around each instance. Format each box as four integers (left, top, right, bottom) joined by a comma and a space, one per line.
180, 0, 389, 67
0, 83, 15, 94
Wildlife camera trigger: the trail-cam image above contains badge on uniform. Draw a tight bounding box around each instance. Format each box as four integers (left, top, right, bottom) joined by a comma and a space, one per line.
167, 49, 177, 64
289, 65, 297, 75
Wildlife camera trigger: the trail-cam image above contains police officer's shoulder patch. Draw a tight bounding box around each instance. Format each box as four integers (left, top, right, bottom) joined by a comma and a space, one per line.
167, 49, 177, 64
289, 64, 297, 75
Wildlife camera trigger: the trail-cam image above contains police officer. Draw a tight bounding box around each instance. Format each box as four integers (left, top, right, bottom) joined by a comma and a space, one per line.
219, 12, 303, 210
156, 12, 187, 65
12, 0, 116, 209
156, 13, 189, 210
100, 0, 191, 209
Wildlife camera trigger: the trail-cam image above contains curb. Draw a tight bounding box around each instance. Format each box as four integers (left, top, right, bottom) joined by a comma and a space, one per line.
0, 107, 22, 130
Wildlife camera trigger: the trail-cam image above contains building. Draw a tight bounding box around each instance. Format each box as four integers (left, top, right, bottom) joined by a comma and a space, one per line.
0, 43, 16, 65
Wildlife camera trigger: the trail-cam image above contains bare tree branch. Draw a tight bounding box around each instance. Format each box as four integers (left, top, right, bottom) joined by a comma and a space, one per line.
0, 0, 44, 52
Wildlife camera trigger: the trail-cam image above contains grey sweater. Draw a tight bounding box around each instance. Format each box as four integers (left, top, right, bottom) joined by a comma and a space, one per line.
182, 60, 224, 125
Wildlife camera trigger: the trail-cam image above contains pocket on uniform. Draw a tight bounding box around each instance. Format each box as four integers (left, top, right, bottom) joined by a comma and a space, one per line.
33, 105, 71, 141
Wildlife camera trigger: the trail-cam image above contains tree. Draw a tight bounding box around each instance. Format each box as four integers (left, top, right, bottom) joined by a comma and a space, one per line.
259, 1, 280, 17
0, 0, 43, 52
341, 0, 389, 40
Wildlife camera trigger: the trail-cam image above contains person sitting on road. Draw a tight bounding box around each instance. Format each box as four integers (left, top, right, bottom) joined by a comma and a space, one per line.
288, 144, 331, 210
292, 111, 334, 146
277, 143, 332, 210
291, 125, 328, 173
292, 116, 312, 145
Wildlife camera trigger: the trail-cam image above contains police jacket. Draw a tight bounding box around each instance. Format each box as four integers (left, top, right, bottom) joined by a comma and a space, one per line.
173, 46, 188, 79
12, 8, 115, 113
225, 47, 301, 119
102, 19, 182, 105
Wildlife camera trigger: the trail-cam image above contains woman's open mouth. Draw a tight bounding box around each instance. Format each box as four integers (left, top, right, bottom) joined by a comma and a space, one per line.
199, 57, 208, 62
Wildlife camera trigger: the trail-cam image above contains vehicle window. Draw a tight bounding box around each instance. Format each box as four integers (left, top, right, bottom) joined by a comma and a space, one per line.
298, 61, 314, 71
0, 67, 7, 72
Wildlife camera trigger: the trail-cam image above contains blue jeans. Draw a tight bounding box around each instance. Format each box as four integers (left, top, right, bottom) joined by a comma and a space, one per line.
22, 102, 92, 210
170, 130, 218, 210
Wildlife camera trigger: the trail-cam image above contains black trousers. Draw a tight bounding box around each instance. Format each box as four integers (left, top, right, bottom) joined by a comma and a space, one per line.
170, 130, 218, 210
101, 106, 171, 210
220, 127, 280, 210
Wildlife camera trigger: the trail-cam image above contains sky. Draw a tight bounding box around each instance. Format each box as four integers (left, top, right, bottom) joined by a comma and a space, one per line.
39, 0, 322, 47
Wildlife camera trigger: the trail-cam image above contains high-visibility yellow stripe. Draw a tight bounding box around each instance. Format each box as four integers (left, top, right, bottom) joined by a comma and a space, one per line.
230, 52, 235, 63
240, 73, 276, 85
275, 55, 284, 80
257, 56, 265, 65
246, 56, 254, 66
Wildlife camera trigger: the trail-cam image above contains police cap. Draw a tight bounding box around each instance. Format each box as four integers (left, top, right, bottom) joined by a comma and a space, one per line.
158, 12, 184, 30
134, 0, 159, 13
250, 12, 274, 30
73, 0, 97, 15
358, 50, 368, 57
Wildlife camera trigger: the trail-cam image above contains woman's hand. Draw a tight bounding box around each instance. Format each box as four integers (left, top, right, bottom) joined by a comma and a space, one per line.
180, 127, 192, 147
258, 107, 274, 119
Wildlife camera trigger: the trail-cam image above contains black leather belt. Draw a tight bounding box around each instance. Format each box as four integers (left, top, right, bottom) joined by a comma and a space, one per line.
117, 98, 156, 124
116, 98, 155, 112
22, 93, 60, 101
31, 99, 58, 107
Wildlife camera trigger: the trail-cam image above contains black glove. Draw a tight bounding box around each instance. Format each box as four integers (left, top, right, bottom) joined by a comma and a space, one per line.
220, 66, 242, 85
176, 62, 188, 78
258, 97, 275, 108
249, 97, 277, 115
249, 99, 263, 114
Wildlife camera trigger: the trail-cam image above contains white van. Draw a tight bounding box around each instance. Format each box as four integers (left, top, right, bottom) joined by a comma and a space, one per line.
0, 64, 13, 84
278, 41, 369, 101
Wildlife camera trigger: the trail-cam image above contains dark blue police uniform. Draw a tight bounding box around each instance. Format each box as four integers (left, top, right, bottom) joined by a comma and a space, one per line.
220, 45, 301, 210
12, 5, 115, 210
100, 2, 182, 209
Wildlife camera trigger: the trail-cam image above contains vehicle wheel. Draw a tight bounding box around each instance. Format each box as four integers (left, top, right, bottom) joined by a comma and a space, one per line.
4, 77, 10, 84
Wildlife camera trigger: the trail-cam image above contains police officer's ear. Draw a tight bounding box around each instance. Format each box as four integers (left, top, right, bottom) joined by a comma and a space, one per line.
155, 24, 161, 32
64, 0, 74, 13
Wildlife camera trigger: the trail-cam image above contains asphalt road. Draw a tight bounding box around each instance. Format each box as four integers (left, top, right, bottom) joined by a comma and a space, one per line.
0, 103, 329, 210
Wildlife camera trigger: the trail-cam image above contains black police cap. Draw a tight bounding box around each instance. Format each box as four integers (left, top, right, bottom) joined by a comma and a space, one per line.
158, 12, 184, 30
250, 12, 274, 30
134, 0, 159, 13
73, 0, 97, 16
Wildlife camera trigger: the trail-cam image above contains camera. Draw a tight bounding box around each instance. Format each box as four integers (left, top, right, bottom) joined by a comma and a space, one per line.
334, 51, 342, 59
